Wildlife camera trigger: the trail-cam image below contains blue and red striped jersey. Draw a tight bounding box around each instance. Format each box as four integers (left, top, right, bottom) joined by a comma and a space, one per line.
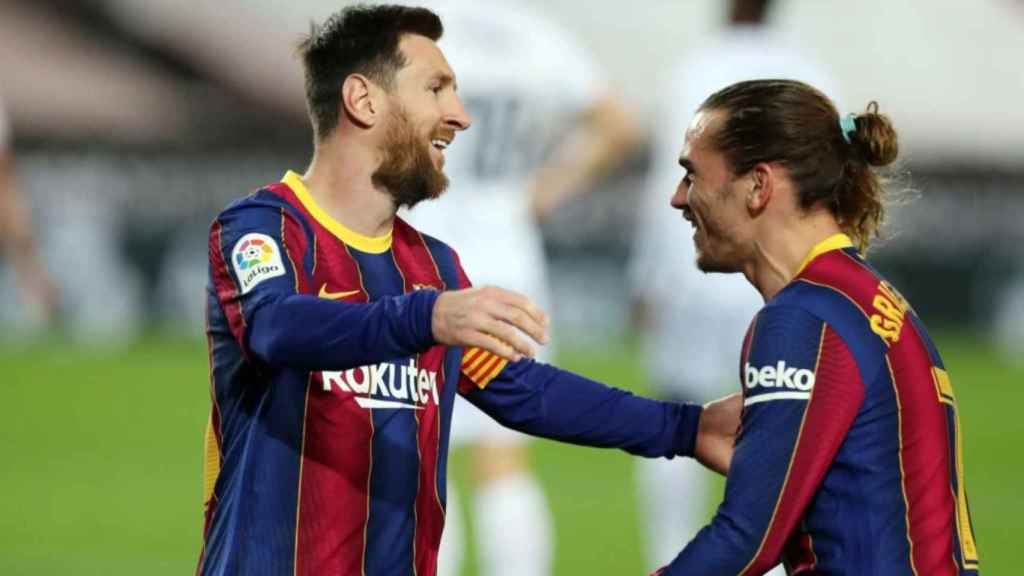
200, 171, 702, 576
661, 234, 980, 575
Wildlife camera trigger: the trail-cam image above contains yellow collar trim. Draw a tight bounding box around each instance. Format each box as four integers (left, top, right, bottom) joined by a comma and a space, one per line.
794, 233, 854, 276
282, 171, 392, 254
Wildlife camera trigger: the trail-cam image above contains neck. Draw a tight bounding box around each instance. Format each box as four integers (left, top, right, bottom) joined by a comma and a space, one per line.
743, 208, 842, 302
302, 137, 396, 238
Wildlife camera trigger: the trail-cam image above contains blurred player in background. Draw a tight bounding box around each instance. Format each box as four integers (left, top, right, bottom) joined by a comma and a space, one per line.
653, 79, 979, 574
630, 1, 836, 572
402, 2, 640, 575
0, 95, 58, 327
199, 6, 735, 575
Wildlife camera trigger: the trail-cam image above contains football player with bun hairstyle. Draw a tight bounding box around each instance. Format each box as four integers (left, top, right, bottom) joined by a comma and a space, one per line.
653, 79, 980, 575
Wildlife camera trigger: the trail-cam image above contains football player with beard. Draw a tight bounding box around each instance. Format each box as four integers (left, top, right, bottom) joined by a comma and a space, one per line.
198, 6, 739, 576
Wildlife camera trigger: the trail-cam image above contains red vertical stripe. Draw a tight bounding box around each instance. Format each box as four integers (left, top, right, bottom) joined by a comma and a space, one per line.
391, 218, 447, 292
281, 208, 311, 295
296, 374, 373, 576
739, 315, 758, 389
208, 220, 248, 350
743, 326, 863, 574
888, 325, 958, 574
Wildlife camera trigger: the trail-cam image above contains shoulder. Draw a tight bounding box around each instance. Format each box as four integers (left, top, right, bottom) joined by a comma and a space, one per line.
748, 304, 828, 358
212, 184, 308, 232
393, 216, 455, 255
770, 248, 898, 376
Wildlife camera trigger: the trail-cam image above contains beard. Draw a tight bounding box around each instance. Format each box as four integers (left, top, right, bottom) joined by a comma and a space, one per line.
372, 107, 449, 209
695, 249, 737, 274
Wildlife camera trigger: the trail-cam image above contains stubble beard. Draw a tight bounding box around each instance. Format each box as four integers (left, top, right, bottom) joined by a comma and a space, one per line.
692, 183, 744, 274
372, 107, 449, 210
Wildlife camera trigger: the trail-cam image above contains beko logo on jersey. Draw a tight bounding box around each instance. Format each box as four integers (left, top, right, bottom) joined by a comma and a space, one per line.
743, 361, 815, 406
322, 359, 439, 410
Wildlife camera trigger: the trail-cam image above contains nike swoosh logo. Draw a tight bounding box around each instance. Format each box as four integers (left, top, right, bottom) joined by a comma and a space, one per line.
318, 284, 361, 300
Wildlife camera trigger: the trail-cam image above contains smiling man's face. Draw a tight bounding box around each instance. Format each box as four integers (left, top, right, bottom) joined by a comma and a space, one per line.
371, 34, 471, 208
670, 109, 755, 273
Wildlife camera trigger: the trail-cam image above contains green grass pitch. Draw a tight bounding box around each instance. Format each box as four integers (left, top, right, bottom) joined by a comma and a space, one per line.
1, 333, 1018, 574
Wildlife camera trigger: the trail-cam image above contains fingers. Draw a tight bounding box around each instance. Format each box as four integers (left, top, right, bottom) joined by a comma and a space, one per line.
482, 317, 536, 360
485, 286, 550, 344
430, 286, 550, 362
461, 330, 526, 363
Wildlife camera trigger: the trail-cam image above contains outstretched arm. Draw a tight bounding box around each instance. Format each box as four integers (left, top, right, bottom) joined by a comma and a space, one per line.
460, 357, 704, 460
529, 95, 642, 222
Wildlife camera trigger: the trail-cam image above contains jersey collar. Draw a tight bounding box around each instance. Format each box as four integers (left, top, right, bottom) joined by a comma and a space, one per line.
794, 233, 855, 277
282, 171, 393, 254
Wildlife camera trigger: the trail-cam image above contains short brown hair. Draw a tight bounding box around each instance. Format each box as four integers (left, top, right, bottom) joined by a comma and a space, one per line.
700, 79, 899, 251
297, 4, 443, 139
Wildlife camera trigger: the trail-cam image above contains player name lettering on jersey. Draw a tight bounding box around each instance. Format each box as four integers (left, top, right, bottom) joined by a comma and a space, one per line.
322, 358, 439, 410
869, 280, 910, 347
743, 361, 816, 406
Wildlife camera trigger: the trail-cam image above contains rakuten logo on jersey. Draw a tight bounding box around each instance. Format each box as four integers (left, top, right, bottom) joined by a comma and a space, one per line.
743, 361, 815, 407
322, 358, 439, 410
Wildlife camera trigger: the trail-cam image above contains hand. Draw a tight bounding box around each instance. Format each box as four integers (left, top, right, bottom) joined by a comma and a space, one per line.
694, 393, 742, 475
431, 286, 550, 362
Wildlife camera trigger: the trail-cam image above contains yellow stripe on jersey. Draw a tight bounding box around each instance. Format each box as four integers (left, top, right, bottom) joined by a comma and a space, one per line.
282, 171, 393, 254
461, 347, 509, 390
203, 414, 221, 504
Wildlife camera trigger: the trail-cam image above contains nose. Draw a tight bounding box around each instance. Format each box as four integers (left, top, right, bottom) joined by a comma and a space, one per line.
445, 93, 472, 131
670, 178, 689, 210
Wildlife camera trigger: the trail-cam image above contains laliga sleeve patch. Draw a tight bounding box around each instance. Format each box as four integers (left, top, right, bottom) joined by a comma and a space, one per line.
231, 233, 286, 294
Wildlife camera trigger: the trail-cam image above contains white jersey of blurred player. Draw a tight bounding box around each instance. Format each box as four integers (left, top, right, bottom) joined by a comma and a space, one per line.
630, 17, 841, 575
404, 2, 634, 576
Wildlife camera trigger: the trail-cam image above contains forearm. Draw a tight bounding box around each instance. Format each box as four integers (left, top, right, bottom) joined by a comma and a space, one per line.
693, 393, 742, 475
529, 97, 641, 219
466, 360, 702, 459
246, 289, 438, 370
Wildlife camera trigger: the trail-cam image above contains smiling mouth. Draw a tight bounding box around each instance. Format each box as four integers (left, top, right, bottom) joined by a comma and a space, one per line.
682, 207, 697, 228
431, 138, 450, 151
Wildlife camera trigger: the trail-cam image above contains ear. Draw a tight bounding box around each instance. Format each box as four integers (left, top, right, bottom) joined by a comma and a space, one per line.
341, 74, 382, 128
746, 162, 773, 213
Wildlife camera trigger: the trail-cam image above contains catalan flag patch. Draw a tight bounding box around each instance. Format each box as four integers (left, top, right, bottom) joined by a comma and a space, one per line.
460, 347, 509, 390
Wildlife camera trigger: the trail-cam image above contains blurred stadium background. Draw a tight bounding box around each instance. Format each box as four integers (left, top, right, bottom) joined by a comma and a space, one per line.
2, 0, 1022, 574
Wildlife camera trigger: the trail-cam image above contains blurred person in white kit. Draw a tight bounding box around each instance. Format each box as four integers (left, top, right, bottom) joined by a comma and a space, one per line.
0, 95, 58, 328
629, 0, 840, 573
401, 1, 641, 574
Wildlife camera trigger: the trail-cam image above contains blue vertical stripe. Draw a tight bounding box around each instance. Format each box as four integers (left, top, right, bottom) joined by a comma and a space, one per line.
352, 250, 419, 576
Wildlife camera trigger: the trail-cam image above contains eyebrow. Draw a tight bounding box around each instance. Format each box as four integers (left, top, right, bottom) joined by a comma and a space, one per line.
432, 71, 456, 90
678, 157, 694, 172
